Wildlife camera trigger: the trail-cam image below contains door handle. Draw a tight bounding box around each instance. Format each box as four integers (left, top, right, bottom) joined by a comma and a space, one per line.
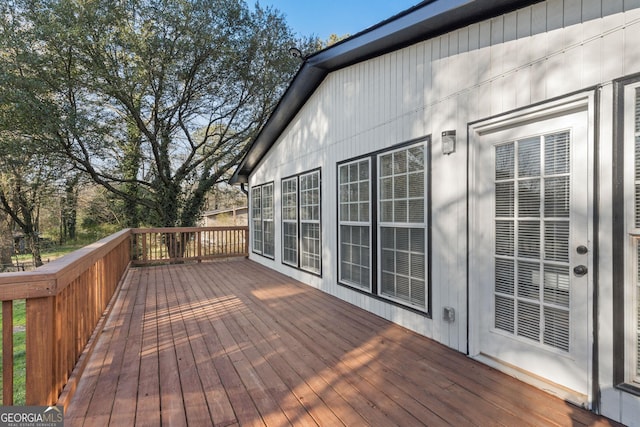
573, 265, 588, 277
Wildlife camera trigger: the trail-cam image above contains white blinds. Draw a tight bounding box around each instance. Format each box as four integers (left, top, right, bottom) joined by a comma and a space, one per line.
262, 184, 274, 257
494, 131, 571, 352
339, 159, 371, 289
300, 171, 321, 274
379, 145, 426, 308
251, 187, 262, 254
282, 178, 298, 266
635, 87, 640, 377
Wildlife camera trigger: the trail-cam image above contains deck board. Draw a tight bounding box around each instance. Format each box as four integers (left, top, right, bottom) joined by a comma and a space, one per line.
63, 259, 618, 426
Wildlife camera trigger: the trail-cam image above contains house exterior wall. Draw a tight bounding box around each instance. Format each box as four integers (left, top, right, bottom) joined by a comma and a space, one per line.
248, 0, 640, 422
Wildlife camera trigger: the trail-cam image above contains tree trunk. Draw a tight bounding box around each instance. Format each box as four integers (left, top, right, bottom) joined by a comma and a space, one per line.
61, 176, 79, 242
25, 230, 42, 267
0, 214, 13, 270
123, 121, 142, 228
157, 181, 183, 260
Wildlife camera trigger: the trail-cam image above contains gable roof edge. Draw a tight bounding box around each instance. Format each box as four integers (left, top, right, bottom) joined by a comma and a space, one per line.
229, 0, 543, 185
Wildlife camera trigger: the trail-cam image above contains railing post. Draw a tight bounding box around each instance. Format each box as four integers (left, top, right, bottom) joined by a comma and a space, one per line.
26, 296, 56, 405
2, 300, 13, 405
142, 233, 148, 262
197, 231, 202, 262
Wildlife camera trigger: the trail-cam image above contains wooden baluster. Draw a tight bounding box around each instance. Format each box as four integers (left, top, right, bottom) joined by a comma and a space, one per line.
197, 231, 202, 262
26, 296, 56, 405
2, 300, 13, 405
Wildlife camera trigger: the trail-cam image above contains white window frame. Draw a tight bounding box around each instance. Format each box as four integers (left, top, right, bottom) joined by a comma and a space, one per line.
377, 143, 428, 311
261, 183, 275, 259
299, 170, 322, 274
624, 82, 640, 385
282, 177, 298, 267
251, 182, 274, 259
251, 185, 262, 255
338, 158, 372, 291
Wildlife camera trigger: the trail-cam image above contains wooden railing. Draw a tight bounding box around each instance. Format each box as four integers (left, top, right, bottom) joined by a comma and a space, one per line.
131, 226, 248, 265
0, 229, 131, 406
0, 226, 248, 407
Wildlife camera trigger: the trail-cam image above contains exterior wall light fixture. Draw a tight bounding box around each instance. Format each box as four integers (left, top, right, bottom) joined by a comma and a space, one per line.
441, 130, 456, 155
288, 47, 304, 61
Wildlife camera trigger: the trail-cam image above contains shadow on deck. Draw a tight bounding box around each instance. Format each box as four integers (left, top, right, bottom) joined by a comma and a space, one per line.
64, 258, 617, 426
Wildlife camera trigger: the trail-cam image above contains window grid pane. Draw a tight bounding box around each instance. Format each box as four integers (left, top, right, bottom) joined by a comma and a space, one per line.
282, 178, 298, 266
301, 223, 321, 273
378, 144, 426, 309
300, 171, 321, 274
635, 87, 640, 381
262, 183, 274, 257
494, 135, 571, 352
379, 148, 424, 225
251, 186, 262, 254
379, 227, 426, 307
339, 159, 371, 289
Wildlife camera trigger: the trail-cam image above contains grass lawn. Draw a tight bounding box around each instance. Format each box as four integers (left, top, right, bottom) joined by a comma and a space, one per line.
0, 299, 26, 405
13, 242, 88, 264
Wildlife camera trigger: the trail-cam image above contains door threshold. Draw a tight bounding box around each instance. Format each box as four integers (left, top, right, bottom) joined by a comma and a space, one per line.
473, 353, 590, 409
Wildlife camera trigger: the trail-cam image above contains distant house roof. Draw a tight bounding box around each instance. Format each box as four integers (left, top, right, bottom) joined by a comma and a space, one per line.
202, 206, 248, 218
230, 0, 543, 184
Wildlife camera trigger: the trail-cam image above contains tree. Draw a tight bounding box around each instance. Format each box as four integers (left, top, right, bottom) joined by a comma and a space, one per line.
0, 134, 61, 267
0, 212, 12, 270
10, 0, 312, 230
0, 6, 66, 267
324, 33, 350, 48
60, 174, 79, 242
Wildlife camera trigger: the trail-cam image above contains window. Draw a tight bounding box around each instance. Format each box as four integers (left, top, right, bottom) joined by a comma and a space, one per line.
633, 87, 640, 384
251, 186, 262, 254
338, 159, 371, 289
337, 139, 430, 314
378, 145, 427, 309
628, 85, 640, 385
280, 169, 322, 275
251, 182, 274, 258
300, 171, 321, 274
262, 183, 274, 258
282, 177, 298, 266
493, 134, 571, 352
615, 76, 640, 391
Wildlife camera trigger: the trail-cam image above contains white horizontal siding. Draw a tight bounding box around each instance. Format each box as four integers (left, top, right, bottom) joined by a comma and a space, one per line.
249, 1, 640, 422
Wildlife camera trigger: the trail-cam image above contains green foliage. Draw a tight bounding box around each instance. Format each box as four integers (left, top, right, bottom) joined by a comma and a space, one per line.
0, 0, 70, 265
0, 300, 27, 405
2, 0, 308, 228
324, 33, 351, 48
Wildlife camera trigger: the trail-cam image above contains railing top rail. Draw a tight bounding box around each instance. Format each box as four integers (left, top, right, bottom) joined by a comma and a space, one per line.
131, 226, 248, 234
0, 226, 249, 301
0, 229, 132, 301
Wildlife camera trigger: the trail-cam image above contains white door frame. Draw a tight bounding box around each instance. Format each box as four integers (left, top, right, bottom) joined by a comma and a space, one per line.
468, 92, 596, 406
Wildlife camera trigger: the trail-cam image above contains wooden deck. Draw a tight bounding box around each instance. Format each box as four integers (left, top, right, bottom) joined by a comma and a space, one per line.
64, 258, 617, 426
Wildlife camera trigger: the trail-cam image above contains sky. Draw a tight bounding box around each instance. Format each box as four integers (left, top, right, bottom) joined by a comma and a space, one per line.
255, 0, 423, 41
